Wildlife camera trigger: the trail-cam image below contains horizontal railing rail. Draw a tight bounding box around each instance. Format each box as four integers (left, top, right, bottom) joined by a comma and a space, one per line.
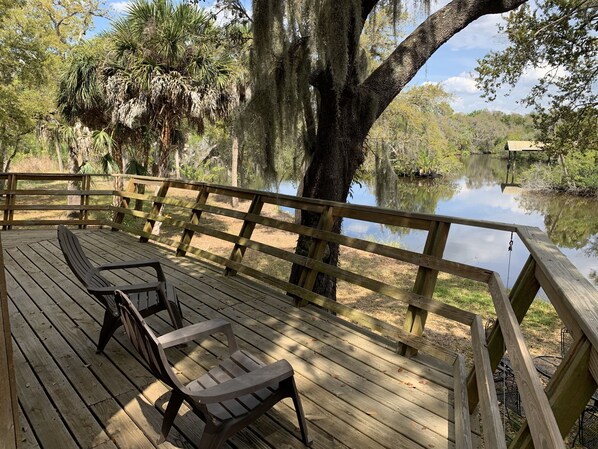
1, 172, 597, 449
0, 173, 113, 230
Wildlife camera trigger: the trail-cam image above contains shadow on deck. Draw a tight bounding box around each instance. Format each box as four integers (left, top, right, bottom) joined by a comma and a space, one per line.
4, 229, 461, 449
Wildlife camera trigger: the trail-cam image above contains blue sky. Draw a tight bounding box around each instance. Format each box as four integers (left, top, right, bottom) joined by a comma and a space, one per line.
95, 0, 537, 114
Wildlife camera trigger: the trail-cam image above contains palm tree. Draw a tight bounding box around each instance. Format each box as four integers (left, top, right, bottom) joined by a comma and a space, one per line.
106, 0, 235, 176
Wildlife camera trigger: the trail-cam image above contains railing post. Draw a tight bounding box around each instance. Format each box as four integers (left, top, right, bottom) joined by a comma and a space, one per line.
399, 220, 450, 356
79, 174, 91, 229
112, 177, 136, 231
140, 180, 170, 242
0, 235, 19, 448
2, 174, 16, 230
467, 256, 540, 409
508, 336, 597, 449
225, 194, 264, 276
176, 186, 209, 257
294, 206, 335, 307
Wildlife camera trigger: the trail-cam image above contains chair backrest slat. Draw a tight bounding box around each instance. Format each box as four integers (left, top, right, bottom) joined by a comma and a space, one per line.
57, 225, 112, 291
116, 290, 181, 389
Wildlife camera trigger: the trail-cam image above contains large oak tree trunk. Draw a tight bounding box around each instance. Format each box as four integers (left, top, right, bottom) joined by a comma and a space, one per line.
289, 84, 370, 299
287, 0, 527, 301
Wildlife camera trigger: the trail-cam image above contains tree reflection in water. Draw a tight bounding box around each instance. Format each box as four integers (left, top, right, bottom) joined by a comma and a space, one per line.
517, 193, 598, 251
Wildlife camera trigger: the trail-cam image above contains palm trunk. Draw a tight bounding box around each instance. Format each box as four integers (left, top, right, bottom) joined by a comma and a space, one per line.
158, 120, 172, 177
67, 142, 81, 217
231, 132, 239, 208
54, 141, 64, 172
174, 146, 181, 180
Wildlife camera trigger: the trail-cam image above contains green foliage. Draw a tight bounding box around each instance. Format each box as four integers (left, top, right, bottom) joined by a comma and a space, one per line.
476, 0, 597, 157
180, 159, 227, 183
57, 0, 240, 177
466, 110, 535, 153
0, 0, 105, 169
368, 84, 535, 177
57, 40, 109, 127
107, 0, 234, 129
370, 84, 459, 176
521, 150, 598, 194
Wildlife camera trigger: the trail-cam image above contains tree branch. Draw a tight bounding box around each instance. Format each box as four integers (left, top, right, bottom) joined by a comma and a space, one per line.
359, 0, 528, 119
361, 0, 380, 23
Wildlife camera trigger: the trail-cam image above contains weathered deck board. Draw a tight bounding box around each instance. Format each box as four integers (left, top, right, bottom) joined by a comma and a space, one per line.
80, 231, 456, 444
5, 229, 459, 449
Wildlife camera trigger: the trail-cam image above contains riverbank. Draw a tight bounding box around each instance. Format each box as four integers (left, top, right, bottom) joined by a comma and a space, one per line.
519, 151, 598, 197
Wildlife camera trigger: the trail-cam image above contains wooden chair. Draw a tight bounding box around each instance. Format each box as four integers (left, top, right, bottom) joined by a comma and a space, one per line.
57, 225, 183, 353
115, 290, 312, 449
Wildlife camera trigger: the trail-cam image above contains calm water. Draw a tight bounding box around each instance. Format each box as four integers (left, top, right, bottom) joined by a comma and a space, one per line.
275, 155, 598, 289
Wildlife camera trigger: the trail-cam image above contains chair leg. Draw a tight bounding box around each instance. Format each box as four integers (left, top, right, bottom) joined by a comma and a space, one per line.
290, 378, 312, 446
159, 391, 184, 444
198, 429, 227, 449
96, 309, 121, 354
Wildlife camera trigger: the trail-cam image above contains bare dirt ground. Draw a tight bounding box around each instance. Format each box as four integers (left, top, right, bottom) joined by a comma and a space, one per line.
157, 192, 564, 364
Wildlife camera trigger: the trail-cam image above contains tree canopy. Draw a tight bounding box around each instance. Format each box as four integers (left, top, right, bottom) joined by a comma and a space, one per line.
0, 0, 104, 170
236, 0, 529, 300
57, 0, 240, 176
476, 0, 597, 156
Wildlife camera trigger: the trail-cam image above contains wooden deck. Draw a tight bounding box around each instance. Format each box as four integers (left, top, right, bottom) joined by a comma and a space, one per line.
3, 229, 460, 449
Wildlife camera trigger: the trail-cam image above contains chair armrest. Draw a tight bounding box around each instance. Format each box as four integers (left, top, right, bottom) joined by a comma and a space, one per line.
157, 319, 238, 352
96, 259, 166, 281
189, 359, 294, 404
88, 281, 162, 295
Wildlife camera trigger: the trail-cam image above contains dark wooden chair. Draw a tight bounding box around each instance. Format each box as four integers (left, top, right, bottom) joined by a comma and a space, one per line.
115, 290, 312, 449
57, 225, 183, 353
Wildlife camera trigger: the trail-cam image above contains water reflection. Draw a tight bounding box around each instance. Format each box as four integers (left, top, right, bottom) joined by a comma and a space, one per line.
462, 154, 506, 188
375, 153, 458, 214
274, 155, 597, 285
517, 194, 598, 250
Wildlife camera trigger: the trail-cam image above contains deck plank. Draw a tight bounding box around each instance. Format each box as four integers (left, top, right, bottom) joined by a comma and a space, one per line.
101, 229, 455, 389
78, 231, 454, 449
7, 300, 116, 449
18, 405, 41, 449
29, 237, 355, 449
75, 233, 391, 449
5, 229, 459, 449
12, 341, 80, 449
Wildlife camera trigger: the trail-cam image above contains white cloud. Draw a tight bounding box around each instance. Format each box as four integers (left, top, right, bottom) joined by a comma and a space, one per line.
110, 1, 132, 14
427, 70, 533, 113
442, 73, 479, 94
446, 15, 508, 51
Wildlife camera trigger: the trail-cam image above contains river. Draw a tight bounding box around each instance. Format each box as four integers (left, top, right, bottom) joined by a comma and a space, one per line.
275, 155, 598, 289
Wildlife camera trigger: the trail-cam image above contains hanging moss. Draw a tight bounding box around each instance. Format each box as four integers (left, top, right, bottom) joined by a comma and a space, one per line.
246, 1, 428, 177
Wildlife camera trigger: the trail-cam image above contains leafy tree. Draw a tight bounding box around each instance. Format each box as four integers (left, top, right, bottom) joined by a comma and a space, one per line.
240, 0, 528, 300
105, 0, 235, 176
476, 0, 597, 157
0, 0, 105, 172
371, 84, 461, 176
57, 0, 241, 179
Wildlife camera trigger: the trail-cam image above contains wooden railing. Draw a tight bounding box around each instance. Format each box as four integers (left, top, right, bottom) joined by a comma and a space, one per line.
1, 172, 597, 449
0, 172, 113, 229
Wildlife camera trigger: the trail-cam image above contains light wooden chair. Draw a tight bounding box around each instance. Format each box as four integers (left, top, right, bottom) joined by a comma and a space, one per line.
57, 225, 183, 353
115, 289, 312, 449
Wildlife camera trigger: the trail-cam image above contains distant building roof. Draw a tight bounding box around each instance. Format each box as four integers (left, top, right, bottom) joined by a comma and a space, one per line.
505, 140, 544, 152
